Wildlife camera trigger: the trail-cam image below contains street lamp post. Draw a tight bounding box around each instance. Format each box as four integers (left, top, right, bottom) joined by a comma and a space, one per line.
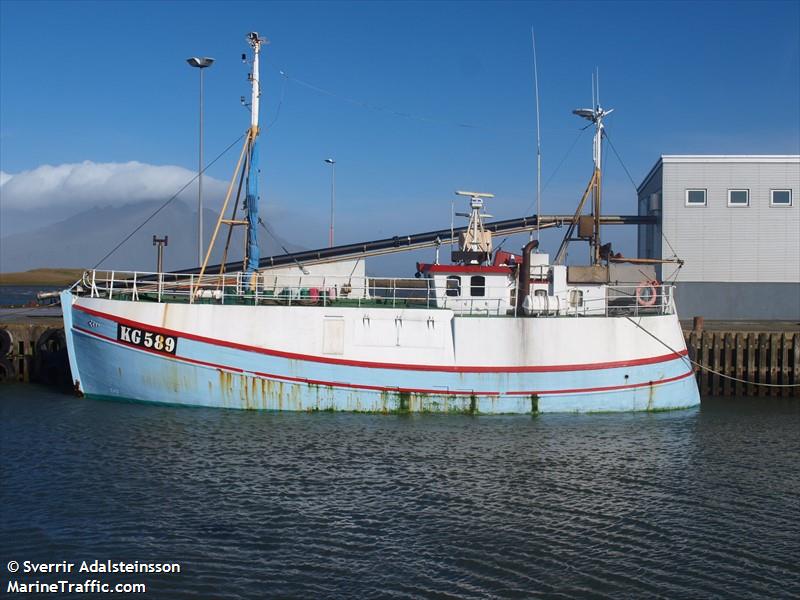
186, 56, 215, 267
324, 158, 336, 247
153, 235, 168, 273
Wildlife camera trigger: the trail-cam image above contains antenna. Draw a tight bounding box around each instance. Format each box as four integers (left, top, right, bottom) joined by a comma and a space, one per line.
450, 196, 455, 256
595, 67, 600, 108
531, 27, 542, 243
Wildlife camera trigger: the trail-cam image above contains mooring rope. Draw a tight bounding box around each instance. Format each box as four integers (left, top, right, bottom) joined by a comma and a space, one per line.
625, 316, 800, 389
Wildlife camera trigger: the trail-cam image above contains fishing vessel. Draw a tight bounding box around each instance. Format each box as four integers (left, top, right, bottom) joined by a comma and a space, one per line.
60, 32, 700, 413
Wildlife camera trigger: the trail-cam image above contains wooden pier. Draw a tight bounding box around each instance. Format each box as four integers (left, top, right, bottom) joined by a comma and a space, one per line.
683, 320, 800, 398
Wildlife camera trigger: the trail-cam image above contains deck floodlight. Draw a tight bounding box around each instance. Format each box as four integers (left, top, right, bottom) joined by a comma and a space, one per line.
187, 57, 215, 69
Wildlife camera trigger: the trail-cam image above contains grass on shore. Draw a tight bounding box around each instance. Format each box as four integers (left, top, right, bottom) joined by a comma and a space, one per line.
0, 268, 85, 286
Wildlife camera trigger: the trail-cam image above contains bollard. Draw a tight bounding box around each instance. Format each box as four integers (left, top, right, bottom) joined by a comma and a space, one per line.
692, 316, 704, 333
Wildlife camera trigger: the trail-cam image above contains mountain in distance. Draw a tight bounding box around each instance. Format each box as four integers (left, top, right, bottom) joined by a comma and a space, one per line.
0, 199, 303, 273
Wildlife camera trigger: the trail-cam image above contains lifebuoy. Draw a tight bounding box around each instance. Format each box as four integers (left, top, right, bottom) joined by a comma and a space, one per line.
635, 281, 659, 307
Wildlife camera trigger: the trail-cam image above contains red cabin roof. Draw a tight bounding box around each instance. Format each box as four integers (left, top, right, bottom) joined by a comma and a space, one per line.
416, 262, 513, 275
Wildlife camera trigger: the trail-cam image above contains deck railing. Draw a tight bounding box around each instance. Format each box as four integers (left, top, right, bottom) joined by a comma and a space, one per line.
73, 270, 675, 317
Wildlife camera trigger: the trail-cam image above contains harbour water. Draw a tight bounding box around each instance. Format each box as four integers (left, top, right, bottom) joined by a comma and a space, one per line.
1, 384, 798, 597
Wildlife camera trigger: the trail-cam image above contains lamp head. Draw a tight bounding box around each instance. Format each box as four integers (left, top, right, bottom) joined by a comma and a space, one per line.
186, 57, 215, 69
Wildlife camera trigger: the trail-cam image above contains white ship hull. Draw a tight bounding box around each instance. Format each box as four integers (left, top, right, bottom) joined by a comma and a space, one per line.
62, 292, 699, 413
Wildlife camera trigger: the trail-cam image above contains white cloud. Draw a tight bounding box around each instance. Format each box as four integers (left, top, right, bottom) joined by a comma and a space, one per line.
0, 161, 227, 211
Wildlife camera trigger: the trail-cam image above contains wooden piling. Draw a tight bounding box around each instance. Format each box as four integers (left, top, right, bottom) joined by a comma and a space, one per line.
781, 333, 790, 398
769, 334, 779, 397
734, 333, 745, 397
700, 331, 711, 395
758, 334, 770, 397
711, 332, 722, 396
723, 333, 733, 397
746, 334, 756, 397
793, 334, 800, 398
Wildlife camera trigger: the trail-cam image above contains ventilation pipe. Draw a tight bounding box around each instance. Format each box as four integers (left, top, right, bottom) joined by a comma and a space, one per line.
517, 240, 539, 312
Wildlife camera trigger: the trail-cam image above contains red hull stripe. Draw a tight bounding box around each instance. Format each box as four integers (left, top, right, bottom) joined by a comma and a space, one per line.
74, 326, 694, 397
74, 303, 689, 373
74, 326, 493, 395
506, 369, 695, 396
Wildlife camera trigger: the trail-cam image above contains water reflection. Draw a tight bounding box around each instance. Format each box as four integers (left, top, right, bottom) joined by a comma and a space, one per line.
1, 387, 798, 598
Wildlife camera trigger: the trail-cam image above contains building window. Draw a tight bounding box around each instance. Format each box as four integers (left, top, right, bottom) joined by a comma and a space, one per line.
685, 189, 706, 206
470, 275, 486, 297
771, 189, 792, 207
728, 189, 749, 207
445, 276, 461, 297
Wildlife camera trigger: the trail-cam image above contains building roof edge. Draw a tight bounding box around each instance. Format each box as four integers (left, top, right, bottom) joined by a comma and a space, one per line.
661, 155, 800, 162
637, 156, 664, 194
637, 155, 800, 192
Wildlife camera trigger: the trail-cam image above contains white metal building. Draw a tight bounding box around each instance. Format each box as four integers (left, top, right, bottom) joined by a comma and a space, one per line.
637, 155, 800, 320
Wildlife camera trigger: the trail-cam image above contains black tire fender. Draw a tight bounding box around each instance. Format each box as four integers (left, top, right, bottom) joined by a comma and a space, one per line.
0, 357, 16, 382
0, 328, 12, 357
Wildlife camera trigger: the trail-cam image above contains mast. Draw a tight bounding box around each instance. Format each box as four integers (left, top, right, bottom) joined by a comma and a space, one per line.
244, 31, 266, 280
192, 31, 267, 298
572, 72, 612, 265
553, 72, 612, 266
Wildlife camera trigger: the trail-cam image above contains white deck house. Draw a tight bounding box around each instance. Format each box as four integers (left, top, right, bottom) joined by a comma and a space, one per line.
637, 155, 800, 320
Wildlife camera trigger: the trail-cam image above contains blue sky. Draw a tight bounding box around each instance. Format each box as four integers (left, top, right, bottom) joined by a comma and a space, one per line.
1, 0, 798, 270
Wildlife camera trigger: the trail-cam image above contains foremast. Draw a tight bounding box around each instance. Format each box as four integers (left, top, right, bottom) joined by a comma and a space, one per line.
244, 32, 263, 278
193, 31, 266, 298
554, 74, 613, 266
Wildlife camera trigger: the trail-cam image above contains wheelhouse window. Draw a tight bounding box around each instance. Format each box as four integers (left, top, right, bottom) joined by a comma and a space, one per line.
685, 189, 706, 206
470, 275, 486, 297
445, 276, 461, 297
569, 289, 584, 307
771, 189, 792, 207
728, 189, 749, 207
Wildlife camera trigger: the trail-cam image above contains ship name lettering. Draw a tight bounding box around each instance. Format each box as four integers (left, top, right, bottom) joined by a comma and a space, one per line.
117, 324, 177, 355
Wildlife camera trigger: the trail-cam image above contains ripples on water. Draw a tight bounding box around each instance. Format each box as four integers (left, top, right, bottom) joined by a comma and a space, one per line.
1, 385, 799, 598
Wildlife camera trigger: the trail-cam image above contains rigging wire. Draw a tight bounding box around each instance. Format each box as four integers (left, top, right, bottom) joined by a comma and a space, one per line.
602, 128, 638, 190
604, 127, 683, 283
522, 126, 588, 216
92, 134, 245, 269
263, 70, 288, 131
625, 316, 799, 389
257, 216, 308, 274
267, 63, 534, 136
